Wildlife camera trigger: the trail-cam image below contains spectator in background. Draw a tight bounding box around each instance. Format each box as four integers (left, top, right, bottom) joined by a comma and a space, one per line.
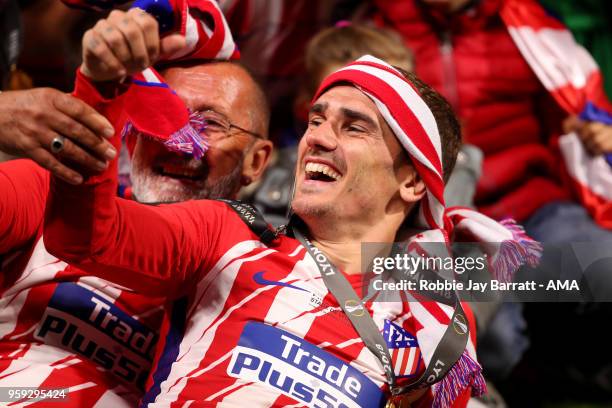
300, 23, 414, 104
372, 0, 612, 401
373, 0, 612, 235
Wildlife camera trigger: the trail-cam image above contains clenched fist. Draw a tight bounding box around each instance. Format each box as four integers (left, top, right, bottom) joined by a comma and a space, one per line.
81, 8, 186, 82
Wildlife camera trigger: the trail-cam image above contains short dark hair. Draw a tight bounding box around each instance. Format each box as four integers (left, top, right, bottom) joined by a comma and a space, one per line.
394, 67, 461, 183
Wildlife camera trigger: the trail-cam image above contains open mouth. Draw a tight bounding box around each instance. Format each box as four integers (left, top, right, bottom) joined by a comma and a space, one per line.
304, 162, 342, 182
154, 163, 206, 182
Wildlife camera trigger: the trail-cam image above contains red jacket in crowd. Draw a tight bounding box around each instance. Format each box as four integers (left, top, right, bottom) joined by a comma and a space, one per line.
374, 0, 572, 222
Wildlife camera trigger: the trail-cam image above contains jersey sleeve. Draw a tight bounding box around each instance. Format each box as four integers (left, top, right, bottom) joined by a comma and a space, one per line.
44, 70, 240, 298
0, 159, 49, 254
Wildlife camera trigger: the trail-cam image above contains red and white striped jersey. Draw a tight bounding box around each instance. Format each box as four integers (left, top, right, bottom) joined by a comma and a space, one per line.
0, 160, 164, 407
141, 228, 437, 407
45, 171, 477, 407
42, 74, 476, 407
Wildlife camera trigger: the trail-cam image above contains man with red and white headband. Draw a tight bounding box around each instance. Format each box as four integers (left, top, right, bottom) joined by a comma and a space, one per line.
43, 48, 540, 406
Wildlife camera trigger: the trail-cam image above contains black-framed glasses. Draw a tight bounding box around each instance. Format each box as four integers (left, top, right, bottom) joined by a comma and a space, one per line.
189, 109, 264, 141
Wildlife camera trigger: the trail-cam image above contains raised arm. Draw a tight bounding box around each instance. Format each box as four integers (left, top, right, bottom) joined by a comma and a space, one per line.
44, 69, 224, 296
44, 10, 221, 297
44, 149, 222, 296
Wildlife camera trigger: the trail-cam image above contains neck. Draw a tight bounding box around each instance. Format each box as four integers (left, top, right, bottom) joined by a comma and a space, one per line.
305, 212, 406, 275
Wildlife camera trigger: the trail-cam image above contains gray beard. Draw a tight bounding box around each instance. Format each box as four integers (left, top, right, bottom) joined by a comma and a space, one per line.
130, 160, 243, 203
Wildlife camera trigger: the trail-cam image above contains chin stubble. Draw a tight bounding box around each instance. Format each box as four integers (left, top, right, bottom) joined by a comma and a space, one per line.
130, 158, 243, 203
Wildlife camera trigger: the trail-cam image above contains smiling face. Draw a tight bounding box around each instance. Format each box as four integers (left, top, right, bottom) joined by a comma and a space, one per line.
130, 62, 271, 203
292, 85, 418, 229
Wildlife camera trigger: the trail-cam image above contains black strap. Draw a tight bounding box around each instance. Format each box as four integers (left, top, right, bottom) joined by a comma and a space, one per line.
218, 199, 278, 245
292, 226, 397, 389
222, 202, 470, 396
292, 226, 469, 395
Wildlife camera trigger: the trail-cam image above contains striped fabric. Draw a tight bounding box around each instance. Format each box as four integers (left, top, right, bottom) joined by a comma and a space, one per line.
65, 0, 240, 159
500, 0, 612, 229
0, 236, 164, 407
130, 210, 437, 407
121, 0, 240, 159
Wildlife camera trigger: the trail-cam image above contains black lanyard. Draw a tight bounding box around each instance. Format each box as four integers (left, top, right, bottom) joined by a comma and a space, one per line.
222, 201, 470, 398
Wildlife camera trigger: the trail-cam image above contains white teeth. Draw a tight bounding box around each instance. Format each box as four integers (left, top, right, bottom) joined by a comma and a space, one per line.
304, 162, 341, 180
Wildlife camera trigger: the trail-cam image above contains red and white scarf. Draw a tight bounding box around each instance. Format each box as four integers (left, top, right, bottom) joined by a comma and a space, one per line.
68, 0, 240, 160
314, 55, 542, 406
122, 0, 240, 159
500, 0, 612, 229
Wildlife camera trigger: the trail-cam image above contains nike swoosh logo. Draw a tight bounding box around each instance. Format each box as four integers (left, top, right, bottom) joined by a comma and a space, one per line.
253, 271, 308, 292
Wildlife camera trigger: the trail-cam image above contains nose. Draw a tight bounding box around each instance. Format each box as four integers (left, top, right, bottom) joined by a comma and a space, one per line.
304, 121, 338, 152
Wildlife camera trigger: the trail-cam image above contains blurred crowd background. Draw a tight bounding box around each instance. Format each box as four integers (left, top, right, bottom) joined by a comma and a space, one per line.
2, 1, 612, 406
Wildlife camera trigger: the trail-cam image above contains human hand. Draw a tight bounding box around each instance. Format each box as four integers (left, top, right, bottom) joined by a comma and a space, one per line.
0, 88, 116, 184
563, 115, 612, 156
81, 8, 186, 82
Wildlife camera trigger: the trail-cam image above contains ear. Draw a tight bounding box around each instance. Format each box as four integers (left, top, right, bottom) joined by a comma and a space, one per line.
399, 167, 427, 204
240, 139, 274, 186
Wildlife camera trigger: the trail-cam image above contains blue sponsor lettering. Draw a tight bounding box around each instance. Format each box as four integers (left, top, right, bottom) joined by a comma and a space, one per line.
228, 322, 384, 408
35, 283, 157, 388
47, 283, 157, 358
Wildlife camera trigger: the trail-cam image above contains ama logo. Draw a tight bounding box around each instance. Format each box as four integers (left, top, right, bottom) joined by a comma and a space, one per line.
383, 320, 422, 378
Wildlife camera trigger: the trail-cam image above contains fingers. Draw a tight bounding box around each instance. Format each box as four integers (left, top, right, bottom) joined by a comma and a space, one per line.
82, 29, 126, 78
43, 90, 117, 172
49, 111, 117, 163
83, 9, 163, 81
160, 34, 187, 58
562, 115, 581, 134
30, 147, 84, 185
131, 8, 160, 62
50, 93, 117, 163
55, 132, 109, 171
82, 9, 187, 82
53, 92, 115, 138
577, 121, 612, 156
94, 18, 131, 72
47, 130, 110, 174
109, 9, 150, 70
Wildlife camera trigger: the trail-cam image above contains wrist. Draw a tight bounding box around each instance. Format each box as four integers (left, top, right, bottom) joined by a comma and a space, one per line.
76, 67, 131, 100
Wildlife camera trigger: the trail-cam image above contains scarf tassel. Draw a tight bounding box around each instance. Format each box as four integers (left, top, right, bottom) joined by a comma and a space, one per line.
491, 218, 543, 283
432, 351, 487, 408
163, 122, 209, 160
121, 121, 210, 160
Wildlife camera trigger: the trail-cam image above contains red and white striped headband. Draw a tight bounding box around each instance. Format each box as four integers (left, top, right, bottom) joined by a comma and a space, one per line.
312, 55, 446, 230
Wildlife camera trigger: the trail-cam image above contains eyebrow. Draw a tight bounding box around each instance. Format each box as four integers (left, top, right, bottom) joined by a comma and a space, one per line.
340, 108, 378, 129
310, 102, 328, 115
195, 104, 230, 119
310, 103, 378, 128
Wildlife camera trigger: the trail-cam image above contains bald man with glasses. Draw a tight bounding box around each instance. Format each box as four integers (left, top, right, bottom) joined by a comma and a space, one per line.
125, 60, 273, 203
